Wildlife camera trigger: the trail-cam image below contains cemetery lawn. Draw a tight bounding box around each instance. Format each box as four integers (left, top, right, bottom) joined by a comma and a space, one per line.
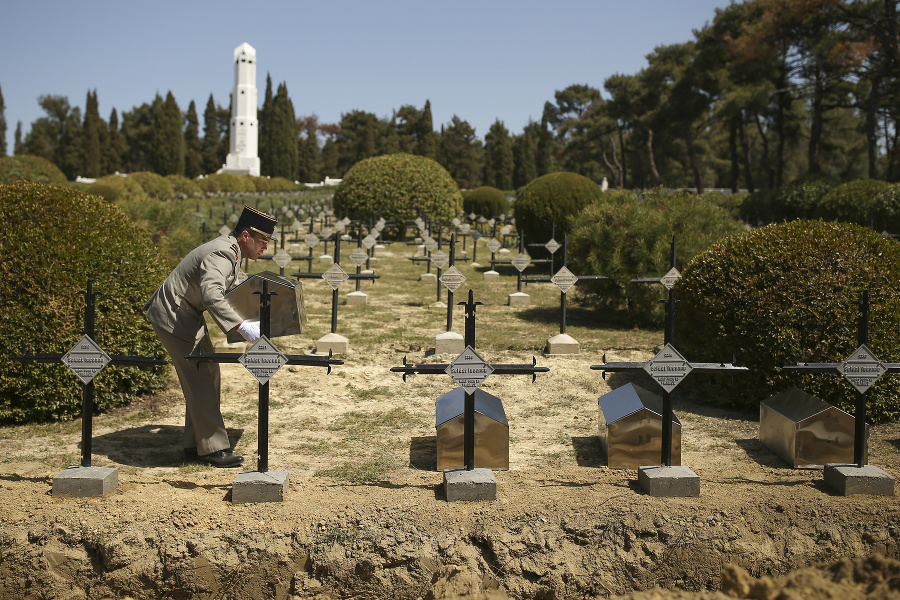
1, 242, 899, 600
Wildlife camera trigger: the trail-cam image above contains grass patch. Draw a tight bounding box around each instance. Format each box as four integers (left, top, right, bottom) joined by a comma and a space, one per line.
314, 456, 394, 483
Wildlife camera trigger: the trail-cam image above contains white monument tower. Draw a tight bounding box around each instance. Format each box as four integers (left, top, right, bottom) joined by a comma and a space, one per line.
221, 42, 260, 177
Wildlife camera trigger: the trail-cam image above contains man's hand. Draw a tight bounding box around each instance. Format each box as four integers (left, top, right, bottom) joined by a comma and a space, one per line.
237, 319, 261, 342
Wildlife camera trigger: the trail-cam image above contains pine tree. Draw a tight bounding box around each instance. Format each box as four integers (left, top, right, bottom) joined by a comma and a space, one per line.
512, 122, 539, 188
149, 91, 184, 176
202, 94, 220, 174
0, 84, 6, 156
183, 100, 202, 178
82, 90, 102, 178
484, 120, 514, 190
105, 108, 123, 174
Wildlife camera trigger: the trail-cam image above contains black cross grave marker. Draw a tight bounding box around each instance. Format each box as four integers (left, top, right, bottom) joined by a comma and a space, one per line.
591, 273, 748, 466
292, 234, 380, 336
186, 278, 342, 472
12, 280, 167, 468
522, 234, 608, 335
783, 290, 900, 468
391, 290, 549, 471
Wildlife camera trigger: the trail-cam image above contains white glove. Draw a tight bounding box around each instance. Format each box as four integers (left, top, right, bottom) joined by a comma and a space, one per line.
237, 319, 261, 342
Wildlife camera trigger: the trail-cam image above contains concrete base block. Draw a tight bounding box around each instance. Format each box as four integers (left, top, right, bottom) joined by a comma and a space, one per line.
638, 465, 700, 497
435, 331, 464, 355
346, 291, 367, 306
232, 470, 289, 504
53, 466, 118, 498
316, 332, 349, 354
470, 262, 481, 269
545, 333, 580, 355
374, 244, 385, 256
498, 248, 511, 255
824, 464, 895, 496
420, 273, 437, 283
507, 292, 530, 307
444, 468, 497, 502
318, 255, 333, 265
482, 270, 500, 281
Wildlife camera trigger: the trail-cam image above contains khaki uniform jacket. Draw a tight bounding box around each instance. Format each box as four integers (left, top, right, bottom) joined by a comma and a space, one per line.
144, 235, 247, 339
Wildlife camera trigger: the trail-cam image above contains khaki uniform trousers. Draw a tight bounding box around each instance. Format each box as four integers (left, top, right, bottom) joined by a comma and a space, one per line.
152, 322, 231, 455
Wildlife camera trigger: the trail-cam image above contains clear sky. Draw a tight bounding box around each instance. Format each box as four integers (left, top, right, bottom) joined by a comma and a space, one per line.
1, 1, 734, 153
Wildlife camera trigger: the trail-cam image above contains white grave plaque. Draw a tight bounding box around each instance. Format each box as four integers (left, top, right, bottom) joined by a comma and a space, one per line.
460, 223, 471, 234
432, 250, 449, 270
440, 266, 466, 292
500, 225, 512, 236
661, 267, 682, 290
644, 344, 693, 392
239, 336, 287, 385
229, 213, 239, 224
511, 253, 531, 272
839, 345, 887, 393
350, 248, 369, 267
322, 264, 349, 290
424, 237, 438, 253
452, 217, 461, 227
446, 346, 494, 392
487, 238, 502, 253
304, 233, 320, 248
545, 239, 561, 254
219, 225, 231, 237
551, 267, 578, 293
362, 234, 377, 249
319, 227, 333, 240
273, 248, 293, 269
62, 335, 111, 384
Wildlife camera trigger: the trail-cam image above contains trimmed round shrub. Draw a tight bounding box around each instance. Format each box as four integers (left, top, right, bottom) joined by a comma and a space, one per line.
778, 176, 835, 220
166, 174, 203, 198
199, 173, 257, 194
128, 171, 175, 200
513, 171, 603, 246
333, 153, 462, 235
675, 220, 900, 422
89, 174, 145, 202
0, 155, 67, 185
815, 178, 892, 225
269, 177, 298, 192
568, 188, 744, 325
0, 181, 170, 423
463, 186, 510, 219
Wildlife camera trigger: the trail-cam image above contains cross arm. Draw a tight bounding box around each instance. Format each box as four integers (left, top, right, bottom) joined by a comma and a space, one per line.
782, 362, 843, 374
186, 351, 343, 371
12, 353, 167, 367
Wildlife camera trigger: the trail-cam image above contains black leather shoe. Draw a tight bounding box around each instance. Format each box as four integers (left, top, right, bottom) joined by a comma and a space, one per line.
198, 449, 244, 468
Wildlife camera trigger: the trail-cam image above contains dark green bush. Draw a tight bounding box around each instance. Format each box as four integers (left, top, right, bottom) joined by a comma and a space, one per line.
118, 197, 205, 265
568, 188, 744, 325
513, 171, 603, 246
89, 174, 145, 202
702, 191, 747, 220
0, 181, 170, 423
675, 220, 900, 422
199, 173, 256, 194
128, 171, 175, 199
815, 178, 892, 226
462, 186, 510, 219
269, 177, 299, 192
333, 153, 462, 235
0, 155, 67, 185
778, 176, 835, 220
872, 183, 900, 233
166, 174, 203, 198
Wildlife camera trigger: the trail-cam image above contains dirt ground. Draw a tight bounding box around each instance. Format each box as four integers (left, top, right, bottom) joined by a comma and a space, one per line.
1, 244, 899, 600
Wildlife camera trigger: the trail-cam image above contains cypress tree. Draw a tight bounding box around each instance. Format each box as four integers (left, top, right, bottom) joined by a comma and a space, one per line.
513, 122, 539, 188
14, 121, 22, 155
484, 120, 514, 190
183, 100, 202, 178
82, 90, 102, 178
0, 84, 6, 156
105, 108, 123, 174
268, 83, 297, 180
418, 100, 438, 159
259, 73, 273, 175
149, 92, 184, 176
201, 94, 220, 174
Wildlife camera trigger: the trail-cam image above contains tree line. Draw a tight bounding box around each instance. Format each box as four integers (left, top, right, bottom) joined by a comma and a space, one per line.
1, 0, 898, 191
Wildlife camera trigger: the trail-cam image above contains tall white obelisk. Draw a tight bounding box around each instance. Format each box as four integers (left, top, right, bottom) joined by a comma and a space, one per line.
221, 42, 260, 177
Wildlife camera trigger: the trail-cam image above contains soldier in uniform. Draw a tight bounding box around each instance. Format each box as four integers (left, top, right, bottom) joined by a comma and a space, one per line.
145, 206, 277, 467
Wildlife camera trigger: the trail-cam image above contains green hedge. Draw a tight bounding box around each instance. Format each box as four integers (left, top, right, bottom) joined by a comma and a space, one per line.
117, 198, 205, 266
166, 174, 203, 198
0, 155, 68, 185
0, 182, 170, 423
128, 171, 175, 200
333, 153, 462, 235
568, 188, 744, 325
675, 220, 900, 422
513, 171, 603, 247
88, 174, 146, 203
815, 178, 893, 226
